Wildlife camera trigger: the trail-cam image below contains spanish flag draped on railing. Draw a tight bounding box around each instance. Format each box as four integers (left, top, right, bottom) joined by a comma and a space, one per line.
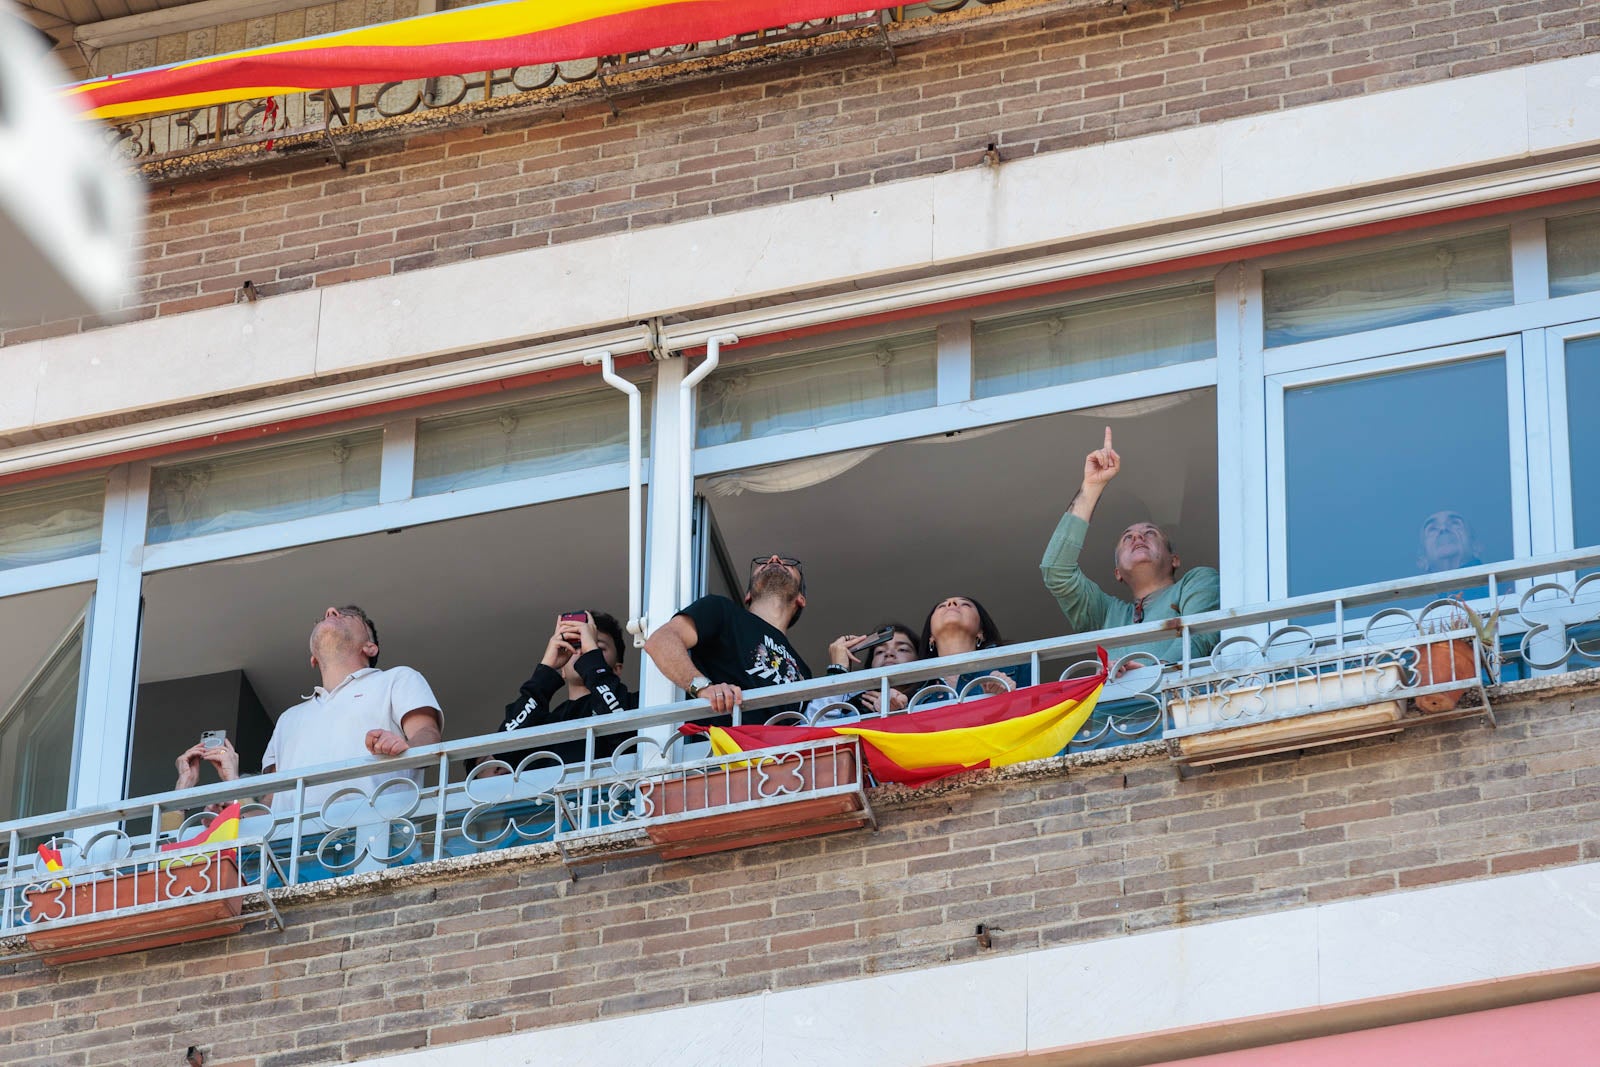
682, 651, 1109, 787
67, 0, 880, 121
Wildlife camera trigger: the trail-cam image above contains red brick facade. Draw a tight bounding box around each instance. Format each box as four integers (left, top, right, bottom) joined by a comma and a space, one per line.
3, 682, 1595, 1067
4, 0, 1597, 348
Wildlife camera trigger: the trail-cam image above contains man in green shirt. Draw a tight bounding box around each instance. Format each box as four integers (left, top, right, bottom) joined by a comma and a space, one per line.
1040, 428, 1220, 664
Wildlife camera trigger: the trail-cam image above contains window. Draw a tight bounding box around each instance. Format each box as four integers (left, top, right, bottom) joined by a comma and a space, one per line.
696, 332, 937, 447
146, 431, 383, 543
1263, 230, 1513, 347
972, 284, 1214, 398
1566, 335, 1600, 551
1547, 211, 1600, 298
1281, 355, 1516, 597
414, 384, 648, 496
0, 586, 91, 824
0, 478, 103, 571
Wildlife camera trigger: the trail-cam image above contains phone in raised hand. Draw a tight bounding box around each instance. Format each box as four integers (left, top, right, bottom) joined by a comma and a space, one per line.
853, 626, 898, 655
559, 611, 588, 649
200, 730, 226, 749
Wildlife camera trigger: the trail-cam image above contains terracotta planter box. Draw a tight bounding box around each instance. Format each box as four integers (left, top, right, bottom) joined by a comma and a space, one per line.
1412, 638, 1479, 712
639, 745, 870, 859
24, 853, 244, 965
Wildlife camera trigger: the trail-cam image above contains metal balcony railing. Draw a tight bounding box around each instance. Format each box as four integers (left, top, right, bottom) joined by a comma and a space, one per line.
2, 546, 1598, 932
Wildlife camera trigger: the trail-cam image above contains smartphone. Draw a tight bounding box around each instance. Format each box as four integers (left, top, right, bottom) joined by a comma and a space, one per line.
200, 730, 226, 749
559, 611, 587, 649
853, 626, 898, 654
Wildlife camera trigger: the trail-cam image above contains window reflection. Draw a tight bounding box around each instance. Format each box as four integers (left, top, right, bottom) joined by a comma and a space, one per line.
1568, 336, 1600, 550
1284, 356, 1515, 596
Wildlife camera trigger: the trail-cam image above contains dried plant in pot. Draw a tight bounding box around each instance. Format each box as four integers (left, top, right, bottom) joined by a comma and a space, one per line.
1412, 597, 1497, 713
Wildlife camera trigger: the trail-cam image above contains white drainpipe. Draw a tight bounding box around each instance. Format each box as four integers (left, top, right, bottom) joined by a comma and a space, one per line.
678, 333, 738, 609
585, 350, 645, 646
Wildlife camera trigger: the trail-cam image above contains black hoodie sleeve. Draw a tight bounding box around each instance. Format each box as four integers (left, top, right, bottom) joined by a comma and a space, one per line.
500, 663, 566, 733
571, 649, 639, 717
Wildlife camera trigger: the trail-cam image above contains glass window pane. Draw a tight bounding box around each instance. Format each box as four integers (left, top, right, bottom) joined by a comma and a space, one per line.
1568, 335, 1600, 549
696, 332, 937, 447
972, 284, 1215, 399
147, 430, 383, 543
1548, 211, 1600, 298
0, 479, 103, 571
0, 589, 89, 824
415, 384, 650, 497
1264, 230, 1513, 347
1284, 356, 1514, 596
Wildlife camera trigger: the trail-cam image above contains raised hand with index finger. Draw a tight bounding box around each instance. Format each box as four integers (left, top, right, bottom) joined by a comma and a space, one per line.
1083, 426, 1121, 487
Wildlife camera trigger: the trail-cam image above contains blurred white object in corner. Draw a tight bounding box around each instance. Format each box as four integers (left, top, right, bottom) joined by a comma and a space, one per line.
0, 3, 143, 325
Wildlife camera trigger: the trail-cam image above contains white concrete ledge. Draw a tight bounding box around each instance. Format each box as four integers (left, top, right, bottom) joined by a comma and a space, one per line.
6, 50, 1600, 452
362, 861, 1600, 1067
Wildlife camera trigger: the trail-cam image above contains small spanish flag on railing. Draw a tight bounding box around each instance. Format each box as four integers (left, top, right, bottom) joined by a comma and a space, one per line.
36, 844, 64, 874
682, 650, 1109, 787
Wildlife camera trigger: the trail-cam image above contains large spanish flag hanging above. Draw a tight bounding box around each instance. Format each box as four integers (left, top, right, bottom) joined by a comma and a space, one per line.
68, 0, 879, 121
681, 653, 1109, 787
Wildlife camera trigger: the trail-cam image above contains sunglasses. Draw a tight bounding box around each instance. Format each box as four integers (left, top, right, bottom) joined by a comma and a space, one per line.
749, 556, 803, 571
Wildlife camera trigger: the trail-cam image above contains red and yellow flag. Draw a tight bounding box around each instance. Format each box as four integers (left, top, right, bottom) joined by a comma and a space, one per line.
160, 801, 242, 866
36, 844, 64, 873
682, 652, 1108, 786
68, 0, 880, 121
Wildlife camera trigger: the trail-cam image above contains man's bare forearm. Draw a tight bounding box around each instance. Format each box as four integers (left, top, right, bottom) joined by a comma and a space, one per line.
644, 632, 699, 689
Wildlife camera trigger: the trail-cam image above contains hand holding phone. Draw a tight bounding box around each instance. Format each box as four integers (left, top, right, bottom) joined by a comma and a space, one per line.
559, 611, 588, 650
852, 626, 897, 654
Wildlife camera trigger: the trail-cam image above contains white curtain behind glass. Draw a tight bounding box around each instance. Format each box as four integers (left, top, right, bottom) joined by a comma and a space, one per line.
147, 431, 383, 543
0, 479, 104, 571
414, 385, 647, 496
1548, 211, 1600, 298
0, 614, 84, 823
1264, 230, 1513, 347
696, 333, 938, 448
973, 285, 1215, 399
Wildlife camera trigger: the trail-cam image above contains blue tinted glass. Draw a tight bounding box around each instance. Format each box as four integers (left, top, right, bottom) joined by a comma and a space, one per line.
1284, 357, 1514, 596
1569, 336, 1600, 550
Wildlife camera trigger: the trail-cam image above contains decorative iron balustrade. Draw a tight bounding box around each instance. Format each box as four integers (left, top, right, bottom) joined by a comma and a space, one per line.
2, 546, 1599, 926
2, 836, 285, 963
103, 1, 1006, 165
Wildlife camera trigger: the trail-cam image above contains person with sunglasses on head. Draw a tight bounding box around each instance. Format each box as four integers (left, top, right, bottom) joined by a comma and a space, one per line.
175, 605, 443, 814
645, 553, 812, 726
1040, 427, 1220, 664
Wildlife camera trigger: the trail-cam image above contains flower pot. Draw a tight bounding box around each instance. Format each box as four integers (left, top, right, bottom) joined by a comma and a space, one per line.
637, 743, 869, 860
24, 852, 244, 965
1412, 638, 1479, 712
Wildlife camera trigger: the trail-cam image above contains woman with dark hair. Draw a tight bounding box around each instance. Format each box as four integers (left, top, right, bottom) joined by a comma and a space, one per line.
806, 622, 924, 718
919, 595, 1031, 695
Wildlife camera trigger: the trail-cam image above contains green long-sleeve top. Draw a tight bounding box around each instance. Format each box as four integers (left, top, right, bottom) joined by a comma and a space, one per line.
1040, 512, 1221, 664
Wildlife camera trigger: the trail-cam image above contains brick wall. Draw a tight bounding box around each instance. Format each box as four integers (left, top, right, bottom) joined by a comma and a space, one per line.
6, 0, 1598, 348
4, 682, 1597, 1067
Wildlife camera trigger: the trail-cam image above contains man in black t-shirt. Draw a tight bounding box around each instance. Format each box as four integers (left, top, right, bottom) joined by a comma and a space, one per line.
644, 553, 812, 725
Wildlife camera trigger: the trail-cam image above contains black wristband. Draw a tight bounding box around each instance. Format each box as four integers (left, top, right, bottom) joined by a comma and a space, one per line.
826, 663, 849, 675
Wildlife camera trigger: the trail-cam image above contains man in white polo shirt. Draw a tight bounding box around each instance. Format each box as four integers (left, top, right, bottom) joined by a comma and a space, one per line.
176, 605, 443, 815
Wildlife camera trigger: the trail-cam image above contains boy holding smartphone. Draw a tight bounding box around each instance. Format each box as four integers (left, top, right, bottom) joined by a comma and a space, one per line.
491, 610, 637, 772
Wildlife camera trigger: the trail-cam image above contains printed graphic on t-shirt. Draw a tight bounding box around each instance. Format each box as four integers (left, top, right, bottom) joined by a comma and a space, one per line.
747, 634, 804, 685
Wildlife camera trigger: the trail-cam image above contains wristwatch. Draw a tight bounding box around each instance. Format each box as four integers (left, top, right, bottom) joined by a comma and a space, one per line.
686, 675, 713, 699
